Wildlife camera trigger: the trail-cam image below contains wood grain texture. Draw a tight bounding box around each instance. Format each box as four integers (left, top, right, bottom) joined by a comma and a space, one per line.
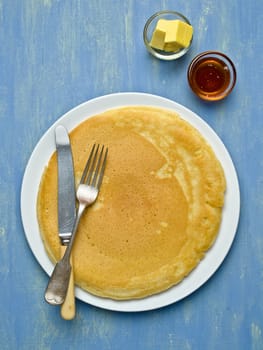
0, 0, 262, 349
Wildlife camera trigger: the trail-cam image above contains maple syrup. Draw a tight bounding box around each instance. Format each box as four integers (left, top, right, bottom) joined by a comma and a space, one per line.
187, 51, 236, 101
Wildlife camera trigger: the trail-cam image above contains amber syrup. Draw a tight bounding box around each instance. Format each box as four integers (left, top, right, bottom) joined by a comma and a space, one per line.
189, 57, 231, 99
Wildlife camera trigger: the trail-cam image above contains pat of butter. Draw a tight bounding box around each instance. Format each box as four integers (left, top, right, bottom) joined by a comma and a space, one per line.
150, 19, 193, 52
149, 28, 166, 50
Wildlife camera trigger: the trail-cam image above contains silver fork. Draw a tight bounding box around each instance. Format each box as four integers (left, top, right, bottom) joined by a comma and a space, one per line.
45, 144, 108, 305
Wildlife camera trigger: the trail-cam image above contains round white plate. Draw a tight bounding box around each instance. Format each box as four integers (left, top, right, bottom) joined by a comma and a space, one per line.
20, 92, 240, 312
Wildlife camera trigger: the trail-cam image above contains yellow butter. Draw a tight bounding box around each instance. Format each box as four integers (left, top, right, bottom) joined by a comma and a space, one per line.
149, 28, 166, 50
163, 42, 182, 52
165, 20, 193, 48
150, 19, 193, 52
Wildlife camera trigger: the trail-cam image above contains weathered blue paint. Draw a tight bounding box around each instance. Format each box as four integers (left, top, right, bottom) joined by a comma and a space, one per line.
0, 0, 262, 349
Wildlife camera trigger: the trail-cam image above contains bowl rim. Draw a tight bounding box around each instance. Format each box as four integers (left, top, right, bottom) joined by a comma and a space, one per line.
187, 50, 237, 101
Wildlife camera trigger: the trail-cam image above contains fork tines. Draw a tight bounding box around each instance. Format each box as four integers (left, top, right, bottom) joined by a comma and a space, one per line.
80, 144, 108, 189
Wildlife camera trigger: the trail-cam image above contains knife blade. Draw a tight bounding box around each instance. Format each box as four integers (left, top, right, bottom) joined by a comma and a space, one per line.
55, 125, 76, 320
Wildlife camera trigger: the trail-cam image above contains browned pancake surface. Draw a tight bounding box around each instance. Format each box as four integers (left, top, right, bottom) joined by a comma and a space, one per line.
37, 106, 226, 299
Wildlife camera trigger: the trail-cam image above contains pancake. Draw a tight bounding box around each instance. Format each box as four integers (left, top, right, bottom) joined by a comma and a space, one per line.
37, 106, 226, 300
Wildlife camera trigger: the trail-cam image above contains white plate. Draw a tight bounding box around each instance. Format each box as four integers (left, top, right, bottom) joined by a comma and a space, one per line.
20, 93, 240, 312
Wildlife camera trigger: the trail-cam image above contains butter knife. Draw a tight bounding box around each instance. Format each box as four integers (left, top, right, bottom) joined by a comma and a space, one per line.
55, 125, 76, 320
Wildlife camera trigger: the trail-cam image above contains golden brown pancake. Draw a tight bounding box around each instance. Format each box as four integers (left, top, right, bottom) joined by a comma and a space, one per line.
37, 106, 226, 299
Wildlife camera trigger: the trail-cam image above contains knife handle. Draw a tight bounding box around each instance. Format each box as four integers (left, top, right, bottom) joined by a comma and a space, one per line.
60, 245, 76, 320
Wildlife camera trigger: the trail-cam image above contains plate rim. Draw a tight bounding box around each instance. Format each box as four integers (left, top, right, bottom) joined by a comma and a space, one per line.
20, 92, 240, 312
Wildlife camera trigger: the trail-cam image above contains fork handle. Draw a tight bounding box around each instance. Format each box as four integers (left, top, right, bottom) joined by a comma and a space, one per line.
45, 207, 84, 306
44, 257, 71, 305
60, 246, 75, 320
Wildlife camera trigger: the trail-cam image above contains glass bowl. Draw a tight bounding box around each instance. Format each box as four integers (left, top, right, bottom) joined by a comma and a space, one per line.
187, 51, 237, 101
143, 10, 193, 60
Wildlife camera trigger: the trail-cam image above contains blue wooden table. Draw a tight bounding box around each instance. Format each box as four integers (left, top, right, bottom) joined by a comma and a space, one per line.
1, 1, 262, 349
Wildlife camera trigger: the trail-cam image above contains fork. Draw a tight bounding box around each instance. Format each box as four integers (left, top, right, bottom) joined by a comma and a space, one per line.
45, 144, 108, 305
